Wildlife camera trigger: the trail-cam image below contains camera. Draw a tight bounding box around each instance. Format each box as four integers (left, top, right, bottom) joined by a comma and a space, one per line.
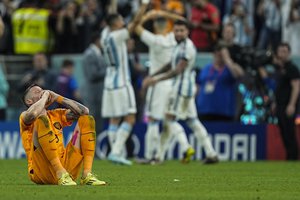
234, 47, 273, 71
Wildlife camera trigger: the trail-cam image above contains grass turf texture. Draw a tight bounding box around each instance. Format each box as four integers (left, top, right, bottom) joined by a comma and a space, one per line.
0, 160, 300, 200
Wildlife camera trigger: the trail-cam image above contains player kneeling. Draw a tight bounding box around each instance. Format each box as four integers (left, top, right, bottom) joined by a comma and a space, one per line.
19, 84, 106, 186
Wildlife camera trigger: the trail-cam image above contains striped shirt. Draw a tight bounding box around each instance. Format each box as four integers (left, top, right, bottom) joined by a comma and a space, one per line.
171, 38, 197, 97
102, 28, 131, 89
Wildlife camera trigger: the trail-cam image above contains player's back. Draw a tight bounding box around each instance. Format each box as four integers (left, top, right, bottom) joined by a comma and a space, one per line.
102, 28, 131, 89
141, 31, 176, 75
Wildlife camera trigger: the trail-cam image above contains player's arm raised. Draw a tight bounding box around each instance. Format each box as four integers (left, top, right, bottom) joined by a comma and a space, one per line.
156, 10, 186, 22
21, 91, 50, 125
135, 10, 185, 36
50, 91, 89, 116
127, 0, 149, 34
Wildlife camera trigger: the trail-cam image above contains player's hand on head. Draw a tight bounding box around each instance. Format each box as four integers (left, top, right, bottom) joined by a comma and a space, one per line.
44, 90, 58, 108
48, 90, 59, 100
147, 10, 159, 19
41, 90, 50, 99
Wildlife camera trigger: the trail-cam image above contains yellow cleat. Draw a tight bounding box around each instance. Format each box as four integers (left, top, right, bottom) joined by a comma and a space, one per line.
58, 172, 77, 186
181, 147, 195, 164
80, 173, 107, 186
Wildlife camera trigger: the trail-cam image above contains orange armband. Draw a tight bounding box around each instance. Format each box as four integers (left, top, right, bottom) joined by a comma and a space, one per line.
56, 95, 64, 104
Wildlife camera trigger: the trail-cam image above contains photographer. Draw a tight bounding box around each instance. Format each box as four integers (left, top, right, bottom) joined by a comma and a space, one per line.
196, 41, 244, 121
260, 43, 300, 160
273, 43, 300, 160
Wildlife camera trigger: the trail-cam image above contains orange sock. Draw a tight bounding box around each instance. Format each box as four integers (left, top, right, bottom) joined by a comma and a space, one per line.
36, 115, 65, 177
78, 115, 96, 177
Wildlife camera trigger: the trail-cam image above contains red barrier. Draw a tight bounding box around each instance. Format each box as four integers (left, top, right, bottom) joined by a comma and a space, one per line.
266, 124, 300, 160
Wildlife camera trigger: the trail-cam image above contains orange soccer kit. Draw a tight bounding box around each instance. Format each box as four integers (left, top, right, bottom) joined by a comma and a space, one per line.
19, 109, 96, 184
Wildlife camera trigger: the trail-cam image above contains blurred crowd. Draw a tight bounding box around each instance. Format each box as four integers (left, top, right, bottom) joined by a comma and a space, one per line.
0, 0, 299, 126
0, 0, 299, 55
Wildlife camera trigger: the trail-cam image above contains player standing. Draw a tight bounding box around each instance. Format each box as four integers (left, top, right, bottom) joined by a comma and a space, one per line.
101, 2, 148, 165
143, 20, 218, 164
134, 10, 184, 162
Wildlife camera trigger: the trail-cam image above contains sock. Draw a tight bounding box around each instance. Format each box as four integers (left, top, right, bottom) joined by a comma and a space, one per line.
145, 121, 160, 160
156, 120, 176, 161
107, 124, 118, 147
35, 115, 65, 178
78, 115, 96, 177
170, 121, 190, 152
111, 122, 132, 156
187, 118, 217, 157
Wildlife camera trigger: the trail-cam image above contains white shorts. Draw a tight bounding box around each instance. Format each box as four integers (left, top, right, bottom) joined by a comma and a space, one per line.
102, 85, 137, 118
145, 80, 172, 120
165, 89, 197, 120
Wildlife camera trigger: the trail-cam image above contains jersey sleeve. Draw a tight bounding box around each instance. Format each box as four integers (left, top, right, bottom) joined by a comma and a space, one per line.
55, 109, 73, 127
209, 5, 220, 25
112, 28, 130, 43
69, 77, 78, 92
287, 64, 300, 80
141, 30, 174, 48
141, 30, 157, 47
182, 43, 196, 61
19, 113, 33, 160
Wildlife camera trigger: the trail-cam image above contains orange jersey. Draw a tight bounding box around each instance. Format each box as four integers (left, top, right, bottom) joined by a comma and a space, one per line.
19, 109, 72, 172
165, 0, 185, 33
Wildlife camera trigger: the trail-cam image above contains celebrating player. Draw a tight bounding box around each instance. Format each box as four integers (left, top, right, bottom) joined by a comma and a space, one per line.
101, 2, 148, 165
20, 84, 106, 185
134, 10, 184, 163
143, 20, 219, 164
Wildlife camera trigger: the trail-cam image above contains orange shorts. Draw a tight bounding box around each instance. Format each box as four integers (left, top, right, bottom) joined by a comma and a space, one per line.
29, 142, 83, 184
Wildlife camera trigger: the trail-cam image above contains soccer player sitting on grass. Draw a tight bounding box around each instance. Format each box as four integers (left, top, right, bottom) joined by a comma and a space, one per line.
19, 84, 106, 186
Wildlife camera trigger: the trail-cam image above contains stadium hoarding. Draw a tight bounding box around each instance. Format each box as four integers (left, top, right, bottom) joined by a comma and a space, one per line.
0, 121, 271, 161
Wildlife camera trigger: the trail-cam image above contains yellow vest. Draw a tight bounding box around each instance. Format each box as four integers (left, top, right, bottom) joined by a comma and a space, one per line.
12, 8, 50, 54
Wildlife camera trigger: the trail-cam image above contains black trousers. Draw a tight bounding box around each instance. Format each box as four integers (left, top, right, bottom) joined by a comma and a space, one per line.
0, 109, 6, 121
277, 107, 298, 160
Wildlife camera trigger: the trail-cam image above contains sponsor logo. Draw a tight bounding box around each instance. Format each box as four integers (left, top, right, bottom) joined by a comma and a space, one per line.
53, 122, 62, 130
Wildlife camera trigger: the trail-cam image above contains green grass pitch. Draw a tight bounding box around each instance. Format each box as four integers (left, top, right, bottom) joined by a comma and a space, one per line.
0, 159, 300, 200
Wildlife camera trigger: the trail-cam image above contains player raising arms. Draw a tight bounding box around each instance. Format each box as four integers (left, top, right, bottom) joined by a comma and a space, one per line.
101, 1, 149, 165
143, 20, 218, 164
134, 10, 184, 163
20, 84, 106, 185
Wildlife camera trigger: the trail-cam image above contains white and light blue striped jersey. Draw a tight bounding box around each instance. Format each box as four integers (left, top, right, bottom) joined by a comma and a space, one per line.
141, 30, 176, 75
171, 38, 197, 97
102, 28, 131, 89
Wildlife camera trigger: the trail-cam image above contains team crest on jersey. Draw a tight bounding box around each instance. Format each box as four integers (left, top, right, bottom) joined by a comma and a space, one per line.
53, 122, 62, 130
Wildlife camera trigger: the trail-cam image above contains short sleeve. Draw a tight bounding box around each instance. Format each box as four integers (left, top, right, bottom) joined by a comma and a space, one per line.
287, 64, 300, 80
182, 43, 196, 61
141, 31, 175, 48
209, 5, 220, 24
69, 77, 78, 91
111, 28, 129, 43
56, 109, 73, 127
141, 30, 157, 47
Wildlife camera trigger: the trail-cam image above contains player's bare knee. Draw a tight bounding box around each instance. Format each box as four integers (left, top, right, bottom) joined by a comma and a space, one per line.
78, 115, 95, 128
165, 114, 175, 121
110, 117, 121, 125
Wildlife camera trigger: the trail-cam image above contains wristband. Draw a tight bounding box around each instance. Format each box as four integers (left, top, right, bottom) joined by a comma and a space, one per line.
56, 95, 64, 104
